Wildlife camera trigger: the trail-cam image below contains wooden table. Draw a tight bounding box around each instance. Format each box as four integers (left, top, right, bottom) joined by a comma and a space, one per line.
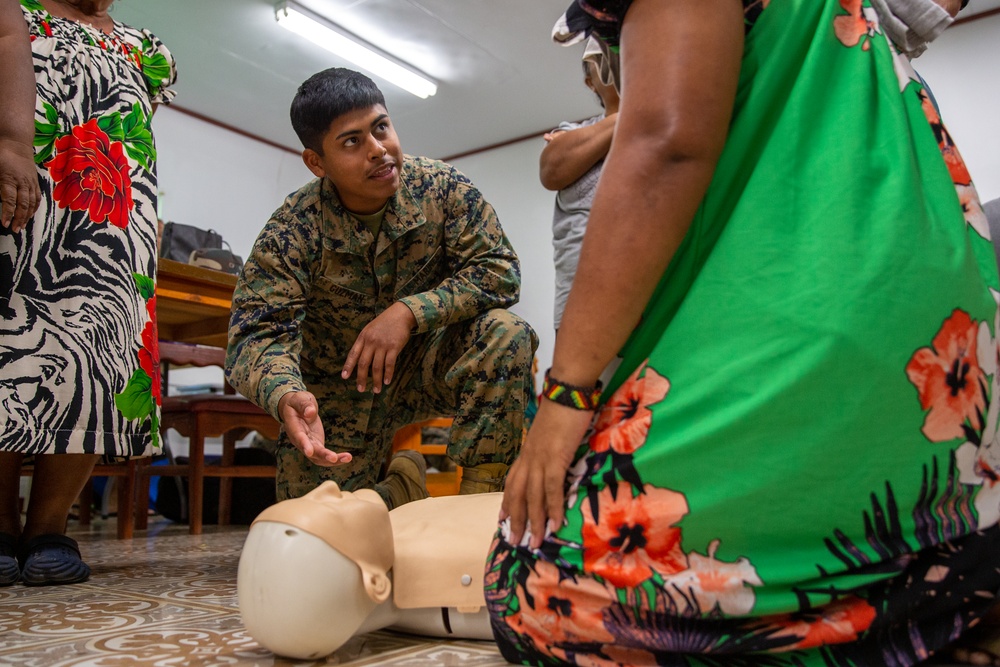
156, 258, 237, 347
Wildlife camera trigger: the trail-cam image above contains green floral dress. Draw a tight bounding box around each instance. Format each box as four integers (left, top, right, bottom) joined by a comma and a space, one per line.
0, 1, 176, 456
486, 1, 1000, 665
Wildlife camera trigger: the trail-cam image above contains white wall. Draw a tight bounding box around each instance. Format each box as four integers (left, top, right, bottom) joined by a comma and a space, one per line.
915, 15, 1000, 201
150, 13, 999, 400
153, 107, 311, 260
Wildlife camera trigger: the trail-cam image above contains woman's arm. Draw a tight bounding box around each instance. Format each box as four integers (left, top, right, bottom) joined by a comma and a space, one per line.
0, 0, 39, 232
539, 113, 618, 191
503, 0, 745, 547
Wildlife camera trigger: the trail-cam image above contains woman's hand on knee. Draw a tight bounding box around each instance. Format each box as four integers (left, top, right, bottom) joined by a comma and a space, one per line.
501, 401, 594, 549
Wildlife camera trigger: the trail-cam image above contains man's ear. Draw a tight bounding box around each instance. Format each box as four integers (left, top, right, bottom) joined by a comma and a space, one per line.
302, 149, 326, 179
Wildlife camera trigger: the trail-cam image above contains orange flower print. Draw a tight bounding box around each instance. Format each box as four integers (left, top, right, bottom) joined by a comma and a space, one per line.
771, 596, 877, 650
957, 183, 989, 240
918, 90, 971, 185
590, 363, 670, 456
582, 484, 688, 588
917, 90, 989, 238
907, 310, 986, 442
661, 539, 762, 616
514, 559, 615, 649
834, 0, 877, 50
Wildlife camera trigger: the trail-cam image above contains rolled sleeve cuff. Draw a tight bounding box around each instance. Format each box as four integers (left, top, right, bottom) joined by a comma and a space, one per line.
398, 294, 446, 333
260, 377, 308, 422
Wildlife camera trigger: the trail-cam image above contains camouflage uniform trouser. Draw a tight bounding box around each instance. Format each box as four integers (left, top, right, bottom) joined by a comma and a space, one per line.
276, 308, 538, 503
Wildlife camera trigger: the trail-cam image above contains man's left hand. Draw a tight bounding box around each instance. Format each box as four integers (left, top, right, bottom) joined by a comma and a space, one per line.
342, 301, 416, 393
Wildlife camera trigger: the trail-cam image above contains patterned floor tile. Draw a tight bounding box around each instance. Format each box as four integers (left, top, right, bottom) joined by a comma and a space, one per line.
0, 517, 508, 666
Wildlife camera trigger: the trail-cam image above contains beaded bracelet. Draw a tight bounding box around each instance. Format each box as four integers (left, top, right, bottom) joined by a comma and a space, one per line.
541, 369, 603, 411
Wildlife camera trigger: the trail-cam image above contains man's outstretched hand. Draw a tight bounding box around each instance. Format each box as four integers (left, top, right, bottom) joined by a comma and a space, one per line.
277, 391, 353, 466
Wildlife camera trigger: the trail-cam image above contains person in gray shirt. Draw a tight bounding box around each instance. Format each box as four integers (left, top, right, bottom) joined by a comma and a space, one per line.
986, 197, 1000, 273
540, 37, 619, 332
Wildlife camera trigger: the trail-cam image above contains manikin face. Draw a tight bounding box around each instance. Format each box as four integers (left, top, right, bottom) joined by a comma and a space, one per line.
302, 104, 404, 215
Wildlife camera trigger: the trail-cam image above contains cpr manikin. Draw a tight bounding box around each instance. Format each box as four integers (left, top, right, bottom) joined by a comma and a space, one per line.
238, 481, 500, 660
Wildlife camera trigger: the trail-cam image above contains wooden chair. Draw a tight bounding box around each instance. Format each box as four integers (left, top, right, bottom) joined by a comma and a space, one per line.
77, 459, 149, 539
145, 341, 281, 535
391, 417, 460, 496
19, 458, 148, 540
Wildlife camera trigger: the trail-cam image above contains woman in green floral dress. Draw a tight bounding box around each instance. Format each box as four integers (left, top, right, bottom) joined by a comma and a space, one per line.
491, 0, 1000, 664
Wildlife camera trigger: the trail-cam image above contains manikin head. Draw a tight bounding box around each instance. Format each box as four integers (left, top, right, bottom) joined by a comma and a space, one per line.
238, 482, 394, 660
291, 68, 404, 214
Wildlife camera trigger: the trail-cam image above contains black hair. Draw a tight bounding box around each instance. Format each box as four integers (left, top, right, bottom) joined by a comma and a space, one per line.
290, 68, 386, 154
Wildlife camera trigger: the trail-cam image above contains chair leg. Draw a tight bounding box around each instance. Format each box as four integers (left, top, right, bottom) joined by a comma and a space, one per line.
101, 476, 115, 519
161, 436, 188, 522
218, 433, 237, 526
189, 425, 205, 536
78, 479, 93, 526
116, 467, 134, 540
132, 458, 150, 532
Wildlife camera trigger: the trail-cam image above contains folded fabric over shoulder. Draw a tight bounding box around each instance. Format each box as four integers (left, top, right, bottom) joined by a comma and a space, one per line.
869, 0, 954, 58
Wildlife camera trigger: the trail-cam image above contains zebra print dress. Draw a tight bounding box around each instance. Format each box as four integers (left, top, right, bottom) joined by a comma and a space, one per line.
0, 1, 176, 457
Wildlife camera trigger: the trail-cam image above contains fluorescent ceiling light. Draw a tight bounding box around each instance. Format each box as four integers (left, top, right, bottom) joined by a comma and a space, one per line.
275, 0, 438, 99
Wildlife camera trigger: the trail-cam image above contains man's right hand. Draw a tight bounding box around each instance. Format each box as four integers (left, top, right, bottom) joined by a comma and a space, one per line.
277, 391, 353, 467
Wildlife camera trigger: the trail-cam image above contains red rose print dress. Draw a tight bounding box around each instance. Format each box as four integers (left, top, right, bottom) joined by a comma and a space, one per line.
486, 1, 1000, 665
0, 1, 176, 456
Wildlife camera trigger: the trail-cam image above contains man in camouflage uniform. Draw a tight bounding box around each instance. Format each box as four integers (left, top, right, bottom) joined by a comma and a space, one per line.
226, 68, 537, 507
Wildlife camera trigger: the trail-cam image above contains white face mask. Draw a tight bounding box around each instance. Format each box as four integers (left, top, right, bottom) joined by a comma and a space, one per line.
869, 0, 955, 58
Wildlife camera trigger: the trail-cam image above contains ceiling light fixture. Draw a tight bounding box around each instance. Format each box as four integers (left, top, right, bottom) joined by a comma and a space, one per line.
275, 0, 438, 99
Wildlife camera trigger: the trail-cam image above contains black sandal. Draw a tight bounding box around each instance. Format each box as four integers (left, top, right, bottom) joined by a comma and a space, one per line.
19, 534, 90, 586
0, 533, 18, 586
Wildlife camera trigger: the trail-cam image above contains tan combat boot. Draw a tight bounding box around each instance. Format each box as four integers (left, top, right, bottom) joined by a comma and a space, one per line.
382, 450, 430, 508
459, 462, 509, 494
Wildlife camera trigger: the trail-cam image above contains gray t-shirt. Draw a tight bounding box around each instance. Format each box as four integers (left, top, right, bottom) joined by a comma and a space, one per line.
985, 197, 1000, 274
551, 114, 604, 330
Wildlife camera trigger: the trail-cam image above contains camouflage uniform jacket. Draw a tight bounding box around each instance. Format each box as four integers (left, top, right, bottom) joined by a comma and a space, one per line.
226, 155, 522, 430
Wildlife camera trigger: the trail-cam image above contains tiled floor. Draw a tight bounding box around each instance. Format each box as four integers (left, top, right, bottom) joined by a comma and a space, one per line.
0, 515, 978, 666
0, 516, 509, 666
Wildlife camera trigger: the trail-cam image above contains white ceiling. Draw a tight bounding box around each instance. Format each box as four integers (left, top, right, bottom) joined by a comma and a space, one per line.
109, 0, 599, 160
108, 0, 1000, 161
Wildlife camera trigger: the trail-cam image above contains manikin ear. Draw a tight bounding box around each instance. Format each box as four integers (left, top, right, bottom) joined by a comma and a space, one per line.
362, 569, 392, 603
302, 149, 326, 179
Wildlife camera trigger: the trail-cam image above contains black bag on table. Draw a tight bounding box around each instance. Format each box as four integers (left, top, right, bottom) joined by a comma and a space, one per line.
159, 221, 223, 262
159, 221, 243, 275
